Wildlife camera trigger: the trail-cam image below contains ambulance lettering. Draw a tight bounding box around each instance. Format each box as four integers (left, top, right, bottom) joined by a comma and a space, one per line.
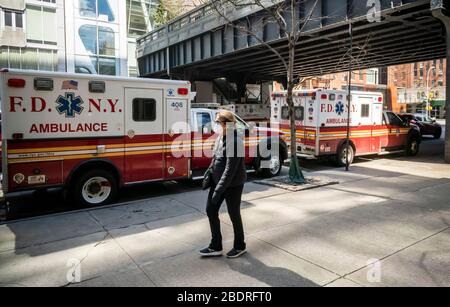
8, 95, 122, 114
29, 123, 108, 134
320, 103, 357, 114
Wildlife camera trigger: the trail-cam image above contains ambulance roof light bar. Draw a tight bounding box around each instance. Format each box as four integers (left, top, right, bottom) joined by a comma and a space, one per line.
271, 92, 316, 98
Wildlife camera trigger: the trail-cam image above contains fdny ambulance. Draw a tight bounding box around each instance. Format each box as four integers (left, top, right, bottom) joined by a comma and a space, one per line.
0, 70, 287, 207
271, 89, 421, 166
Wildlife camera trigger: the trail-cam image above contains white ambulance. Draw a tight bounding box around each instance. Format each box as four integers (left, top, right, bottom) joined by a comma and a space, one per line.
271, 89, 421, 166
0, 69, 286, 207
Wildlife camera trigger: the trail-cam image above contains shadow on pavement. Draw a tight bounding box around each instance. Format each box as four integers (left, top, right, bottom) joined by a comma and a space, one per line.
226, 253, 319, 287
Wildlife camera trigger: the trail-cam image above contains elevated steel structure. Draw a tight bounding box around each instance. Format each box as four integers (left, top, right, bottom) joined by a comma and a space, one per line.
137, 0, 450, 162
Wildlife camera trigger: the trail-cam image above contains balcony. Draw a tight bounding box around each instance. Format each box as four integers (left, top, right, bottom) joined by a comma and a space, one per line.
0, 27, 26, 48
0, 0, 25, 10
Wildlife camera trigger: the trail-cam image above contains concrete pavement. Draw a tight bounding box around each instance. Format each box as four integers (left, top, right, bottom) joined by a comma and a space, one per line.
0, 142, 449, 287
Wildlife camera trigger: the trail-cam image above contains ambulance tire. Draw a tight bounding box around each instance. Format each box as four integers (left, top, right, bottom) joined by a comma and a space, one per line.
257, 141, 285, 178
406, 137, 420, 156
73, 169, 118, 207
336, 143, 355, 167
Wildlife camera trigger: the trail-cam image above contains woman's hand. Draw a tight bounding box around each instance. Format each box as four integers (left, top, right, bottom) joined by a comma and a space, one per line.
211, 191, 221, 205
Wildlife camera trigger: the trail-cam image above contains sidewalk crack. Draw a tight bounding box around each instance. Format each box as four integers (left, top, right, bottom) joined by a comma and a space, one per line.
341, 226, 450, 280
87, 211, 158, 287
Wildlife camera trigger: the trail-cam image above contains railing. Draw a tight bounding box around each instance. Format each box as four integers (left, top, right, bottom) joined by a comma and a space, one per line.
137, 2, 214, 47
136, 0, 281, 47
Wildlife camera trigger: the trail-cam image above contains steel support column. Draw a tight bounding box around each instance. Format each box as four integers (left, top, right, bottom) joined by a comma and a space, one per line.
431, 0, 450, 163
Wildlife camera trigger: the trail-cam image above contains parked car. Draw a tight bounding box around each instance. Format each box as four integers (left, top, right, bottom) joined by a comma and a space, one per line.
398, 113, 442, 139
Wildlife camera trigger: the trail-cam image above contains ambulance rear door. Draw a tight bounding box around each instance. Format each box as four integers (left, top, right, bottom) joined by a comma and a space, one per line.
124, 87, 164, 183
164, 95, 190, 179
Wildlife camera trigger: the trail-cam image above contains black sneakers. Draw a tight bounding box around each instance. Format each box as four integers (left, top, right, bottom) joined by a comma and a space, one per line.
226, 249, 247, 258
198, 247, 223, 257
198, 247, 247, 258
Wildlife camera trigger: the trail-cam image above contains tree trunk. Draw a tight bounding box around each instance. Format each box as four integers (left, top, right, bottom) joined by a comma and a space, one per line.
287, 40, 305, 184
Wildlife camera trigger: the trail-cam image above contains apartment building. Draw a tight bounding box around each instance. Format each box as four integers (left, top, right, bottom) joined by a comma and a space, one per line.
388, 59, 446, 117
0, 0, 156, 76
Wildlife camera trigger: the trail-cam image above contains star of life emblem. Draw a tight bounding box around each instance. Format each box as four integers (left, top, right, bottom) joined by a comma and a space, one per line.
56, 93, 85, 118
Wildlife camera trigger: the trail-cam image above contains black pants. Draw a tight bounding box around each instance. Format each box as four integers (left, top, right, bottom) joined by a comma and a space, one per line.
206, 184, 246, 251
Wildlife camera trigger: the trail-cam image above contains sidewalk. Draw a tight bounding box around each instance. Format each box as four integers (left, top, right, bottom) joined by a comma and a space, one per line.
0, 154, 449, 287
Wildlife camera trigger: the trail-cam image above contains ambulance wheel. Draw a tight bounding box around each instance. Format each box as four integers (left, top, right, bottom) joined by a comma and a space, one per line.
260, 155, 283, 178
406, 138, 420, 156
336, 144, 354, 167
74, 170, 117, 207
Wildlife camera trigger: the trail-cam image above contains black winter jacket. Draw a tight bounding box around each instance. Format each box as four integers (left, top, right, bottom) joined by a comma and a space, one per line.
212, 132, 247, 195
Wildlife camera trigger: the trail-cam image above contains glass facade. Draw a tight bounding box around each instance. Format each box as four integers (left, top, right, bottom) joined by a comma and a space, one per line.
79, 0, 116, 22
74, 0, 119, 75
1, 0, 156, 76
126, 0, 156, 38
126, 0, 157, 76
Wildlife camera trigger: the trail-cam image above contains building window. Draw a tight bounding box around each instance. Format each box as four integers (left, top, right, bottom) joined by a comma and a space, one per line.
75, 55, 117, 75
79, 25, 98, 54
366, 69, 379, 84
26, 6, 57, 45
4, 11, 13, 27
127, 0, 156, 38
0, 47, 57, 71
79, 25, 116, 56
98, 26, 115, 56
15, 13, 23, 28
3, 11, 23, 28
79, 0, 116, 22
77, 24, 117, 75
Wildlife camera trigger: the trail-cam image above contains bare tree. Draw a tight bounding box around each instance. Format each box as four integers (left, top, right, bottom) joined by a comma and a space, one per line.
203, 0, 321, 183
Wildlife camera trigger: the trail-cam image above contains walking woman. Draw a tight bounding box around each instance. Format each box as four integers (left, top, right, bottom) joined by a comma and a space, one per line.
199, 110, 247, 259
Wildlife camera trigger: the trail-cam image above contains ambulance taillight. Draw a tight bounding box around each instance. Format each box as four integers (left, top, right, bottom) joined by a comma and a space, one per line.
8, 79, 26, 88
12, 133, 24, 140
178, 88, 189, 95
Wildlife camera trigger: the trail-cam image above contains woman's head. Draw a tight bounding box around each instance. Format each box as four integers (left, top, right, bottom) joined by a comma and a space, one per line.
215, 110, 236, 134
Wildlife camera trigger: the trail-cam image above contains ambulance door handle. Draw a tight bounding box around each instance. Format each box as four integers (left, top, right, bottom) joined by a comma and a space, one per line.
97, 145, 106, 154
